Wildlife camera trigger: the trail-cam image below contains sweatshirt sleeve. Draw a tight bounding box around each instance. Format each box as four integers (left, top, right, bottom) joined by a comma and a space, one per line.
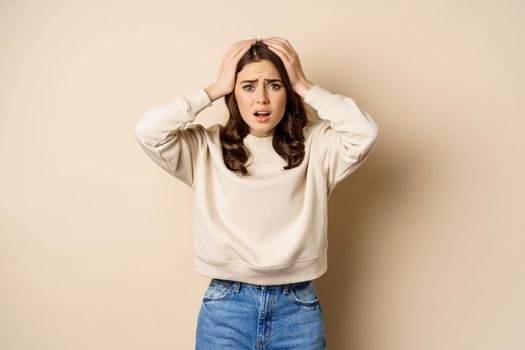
304, 85, 380, 194
133, 89, 212, 188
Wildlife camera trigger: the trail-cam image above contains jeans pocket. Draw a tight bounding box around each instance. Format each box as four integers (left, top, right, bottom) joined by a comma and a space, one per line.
288, 280, 320, 307
203, 278, 235, 302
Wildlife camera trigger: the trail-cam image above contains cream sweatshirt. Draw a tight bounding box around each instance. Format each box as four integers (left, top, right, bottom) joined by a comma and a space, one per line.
134, 85, 379, 285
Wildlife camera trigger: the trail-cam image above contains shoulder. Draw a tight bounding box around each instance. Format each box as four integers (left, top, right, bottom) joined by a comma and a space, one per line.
204, 123, 222, 134
171, 123, 222, 149
180, 123, 221, 136
201, 123, 223, 145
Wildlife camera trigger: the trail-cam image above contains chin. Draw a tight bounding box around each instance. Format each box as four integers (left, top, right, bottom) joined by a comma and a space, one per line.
252, 126, 275, 136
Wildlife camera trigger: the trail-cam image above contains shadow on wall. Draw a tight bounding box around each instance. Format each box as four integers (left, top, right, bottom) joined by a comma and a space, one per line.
316, 142, 420, 348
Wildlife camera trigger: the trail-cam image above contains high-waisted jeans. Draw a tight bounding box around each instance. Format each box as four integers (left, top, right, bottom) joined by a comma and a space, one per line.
195, 278, 327, 349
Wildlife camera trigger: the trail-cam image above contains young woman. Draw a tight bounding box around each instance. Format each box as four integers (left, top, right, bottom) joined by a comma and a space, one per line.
134, 37, 379, 349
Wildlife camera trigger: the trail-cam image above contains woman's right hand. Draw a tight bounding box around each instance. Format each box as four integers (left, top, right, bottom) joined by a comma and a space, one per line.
205, 38, 256, 102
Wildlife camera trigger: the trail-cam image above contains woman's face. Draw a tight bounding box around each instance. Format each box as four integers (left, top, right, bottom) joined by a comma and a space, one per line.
234, 59, 287, 137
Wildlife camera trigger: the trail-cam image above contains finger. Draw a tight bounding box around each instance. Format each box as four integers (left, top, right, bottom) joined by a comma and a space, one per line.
265, 37, 298, 56
267, 45, 292, 65
227, 42, 253, 68
264, 41, 294, 64
239, 38, 257, 47
236, 39, 256, 52
227, 40, 253, 61
234, 41, 254, 58
226, 39, 255, 57
264, 39, 296, 60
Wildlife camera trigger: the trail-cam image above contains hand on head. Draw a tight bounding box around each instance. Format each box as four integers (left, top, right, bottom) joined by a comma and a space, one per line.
205, 38, 256, 102
262, 37, 313, 97
204, 37, 313, 102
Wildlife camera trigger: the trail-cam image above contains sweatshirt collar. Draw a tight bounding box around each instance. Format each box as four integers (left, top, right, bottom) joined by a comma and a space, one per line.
244, 132, 274, 143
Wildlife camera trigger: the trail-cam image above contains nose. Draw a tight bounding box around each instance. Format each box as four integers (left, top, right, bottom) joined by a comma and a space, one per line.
256, 88, 269, 104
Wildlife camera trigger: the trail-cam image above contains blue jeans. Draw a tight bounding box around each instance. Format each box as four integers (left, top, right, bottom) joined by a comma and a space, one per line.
195, 278, 327, 349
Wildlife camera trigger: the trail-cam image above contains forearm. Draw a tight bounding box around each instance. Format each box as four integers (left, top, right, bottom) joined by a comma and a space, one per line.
204, 83, 226, 103
134, 89, 211, 148
133, 89, 211, 187
305, 85, 379, 140
294, 78, 314, 98
306, 85, 380, 191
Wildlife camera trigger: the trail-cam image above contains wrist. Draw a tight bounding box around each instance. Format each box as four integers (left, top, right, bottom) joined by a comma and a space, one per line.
204, 83, 227, 102
294, 79, 314, 98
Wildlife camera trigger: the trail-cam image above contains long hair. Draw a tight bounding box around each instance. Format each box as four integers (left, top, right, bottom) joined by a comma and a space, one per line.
220, 40, 308, 176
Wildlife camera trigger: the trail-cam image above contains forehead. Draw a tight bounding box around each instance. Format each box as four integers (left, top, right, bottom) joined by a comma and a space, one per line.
237, 60, 281, 80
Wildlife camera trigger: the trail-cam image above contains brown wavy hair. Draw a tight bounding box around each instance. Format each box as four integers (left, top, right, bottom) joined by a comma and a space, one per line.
220, 40, 308, 176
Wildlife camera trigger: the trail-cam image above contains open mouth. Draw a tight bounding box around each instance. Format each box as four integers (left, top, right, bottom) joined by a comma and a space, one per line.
254, 111, 271, 122
254, 111, 271, 117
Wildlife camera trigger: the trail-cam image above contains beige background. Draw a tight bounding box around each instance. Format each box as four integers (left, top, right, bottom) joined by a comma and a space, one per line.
1, 0, 524, 349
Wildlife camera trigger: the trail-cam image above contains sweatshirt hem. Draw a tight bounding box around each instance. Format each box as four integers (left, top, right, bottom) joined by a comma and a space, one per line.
193, 252, 328, 285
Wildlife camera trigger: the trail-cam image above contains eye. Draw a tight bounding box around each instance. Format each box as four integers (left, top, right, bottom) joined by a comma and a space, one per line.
242, 85, 254, 91
268, 83, 282, 90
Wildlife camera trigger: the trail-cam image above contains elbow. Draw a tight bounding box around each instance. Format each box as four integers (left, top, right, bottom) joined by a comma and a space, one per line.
363, 110, 380, 143
360, 122, 380, 160
366, 121, 380, 146
133, 119, 147, 145
351, 122, 380, 162
369, 121, 380, 145
133, 110, 156, 147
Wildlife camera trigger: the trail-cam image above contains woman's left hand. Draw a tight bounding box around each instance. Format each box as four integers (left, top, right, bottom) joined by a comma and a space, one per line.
262, 37, 314, 97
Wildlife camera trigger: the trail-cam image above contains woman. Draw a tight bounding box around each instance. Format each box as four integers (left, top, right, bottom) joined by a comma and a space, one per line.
134, 37, 379, 349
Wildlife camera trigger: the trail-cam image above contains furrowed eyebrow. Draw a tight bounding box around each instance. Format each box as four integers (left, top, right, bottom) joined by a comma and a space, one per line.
240, 79, 283, 84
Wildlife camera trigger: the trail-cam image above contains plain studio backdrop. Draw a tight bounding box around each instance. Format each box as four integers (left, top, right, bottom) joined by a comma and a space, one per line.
1, 0, 524, 349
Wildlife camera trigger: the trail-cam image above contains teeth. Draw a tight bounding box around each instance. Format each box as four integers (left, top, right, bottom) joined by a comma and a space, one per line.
255, 112, 270, 116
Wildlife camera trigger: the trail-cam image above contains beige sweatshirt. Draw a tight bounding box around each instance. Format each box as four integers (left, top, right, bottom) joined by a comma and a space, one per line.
134, 85, 379, 285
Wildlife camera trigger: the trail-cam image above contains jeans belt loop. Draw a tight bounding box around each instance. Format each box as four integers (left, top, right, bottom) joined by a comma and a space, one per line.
233, 281, 241, 293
